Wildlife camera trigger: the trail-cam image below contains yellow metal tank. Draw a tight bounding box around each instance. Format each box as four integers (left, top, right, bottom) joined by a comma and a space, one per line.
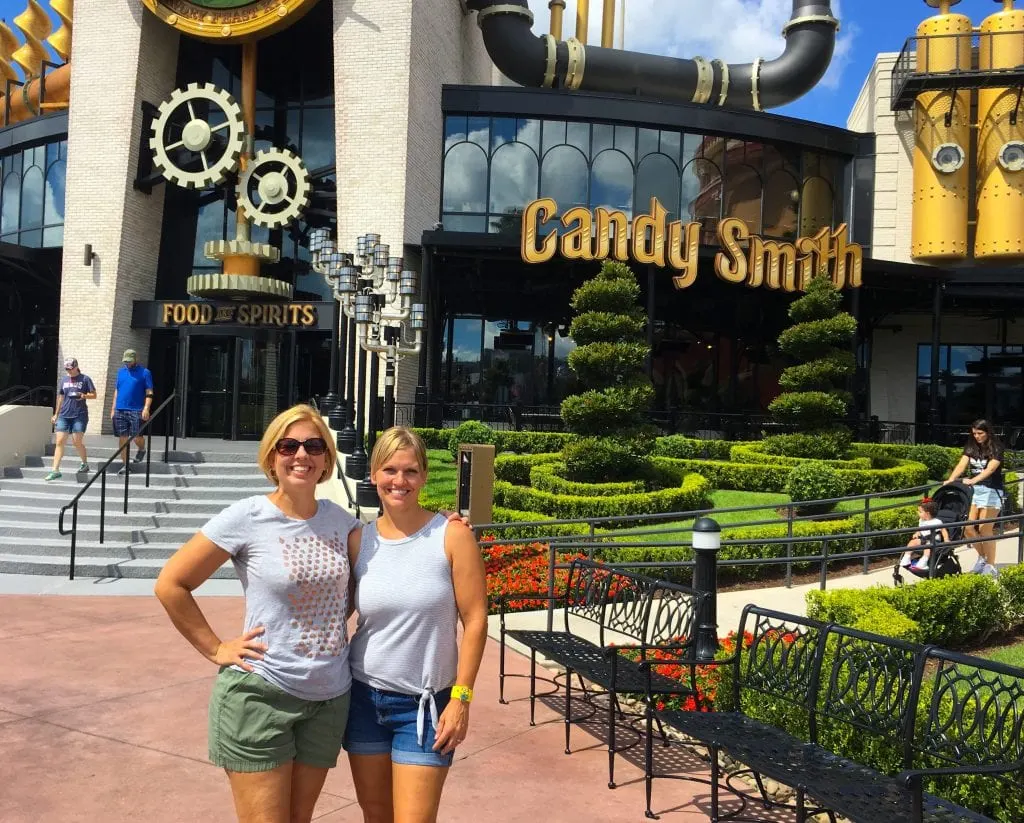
911, 2, 972, 262
975, 1, 1024, 260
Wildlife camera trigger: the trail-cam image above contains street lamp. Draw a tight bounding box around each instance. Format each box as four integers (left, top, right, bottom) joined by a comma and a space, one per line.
692, 517, 722, 662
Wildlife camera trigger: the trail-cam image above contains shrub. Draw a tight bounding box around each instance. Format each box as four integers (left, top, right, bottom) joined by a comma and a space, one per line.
560, 385, 655, 435
999, 564, 1024, 626
653, 435, 732, 460
410, 427, 451, 449
498, 431, 572, 453
493, 453, 561, 485
529, 462, 645, 497
447, 420, 497, 459
785, 461, 845, 514
729, 443, 872, 470
768, 391, 851, 427
563, 434, 656, 483
852, 603, 923, 644
762, 429, 852, 461
850, 443, 958, 481
776, 314, 859, 361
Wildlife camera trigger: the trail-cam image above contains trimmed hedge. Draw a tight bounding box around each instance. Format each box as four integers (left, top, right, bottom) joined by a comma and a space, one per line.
729, 443, 871, 470
529, 462, 645, 497
413, 428, 571, 455
653, 435, 732, 461
494, 472, 711, 521
850, 442, 959, 480
494, 453, 561, 485
447, 420, 497, 458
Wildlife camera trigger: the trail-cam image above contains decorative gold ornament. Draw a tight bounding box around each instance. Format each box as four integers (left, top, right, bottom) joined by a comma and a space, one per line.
47, 0, 73, 62
140, 0, 318, 42
0, 21, 20, 82
12, 0, 52, 77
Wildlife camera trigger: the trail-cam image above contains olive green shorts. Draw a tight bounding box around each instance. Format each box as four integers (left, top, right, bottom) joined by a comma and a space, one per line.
208, 667, 351, 773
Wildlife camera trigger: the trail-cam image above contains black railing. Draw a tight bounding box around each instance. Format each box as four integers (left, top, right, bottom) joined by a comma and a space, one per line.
0, 384, 55, 407
892, 30, 1024, 112
57, 393, 178, 580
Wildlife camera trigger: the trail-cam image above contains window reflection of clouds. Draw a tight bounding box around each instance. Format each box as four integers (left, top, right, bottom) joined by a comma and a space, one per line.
2, 173, 19, 235
635, 154, 681, 222
540, 145, 588, 206
590, 150, 633, 214
20, 166, 43, 230
44, 160, 66, 227
443, 143, 488, 212
489, 142, 538, 214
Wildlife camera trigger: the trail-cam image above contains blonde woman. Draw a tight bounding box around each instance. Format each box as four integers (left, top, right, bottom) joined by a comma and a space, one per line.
155, 404, 358, 823
344, 427, 488, 823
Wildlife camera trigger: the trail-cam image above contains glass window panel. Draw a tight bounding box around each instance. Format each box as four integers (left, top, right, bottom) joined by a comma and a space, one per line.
19, 228, 41, 247
444, 116, 468, 150
614, 126, 635, 161
466, 116, 489, 148
489, 141, 539, 215
300, 107, 334, 170
635, 153, 681, 222
542, 119, 566, 155
540, 145, 588, 207
660, 130, 681, 165
2, 155, 11, 176
193, 195, 226, 266
592, 123, 614, 155
42, 225, 63, 248
723, 163, 762, 234
763, 170, 799, 240
45, 141, 59, 168
285, 108, 301, 152
294, 271, 332, 300
916, 380, 945, 424
918, 344, 933, 378
43, 160, 65, 227
516, 118, 541, 152
482, 321, 536, 405
682, 158, 722, 242
682, 132, 704, 165
590, 150, 633, 214
1, 172, 19, 234
566, 121, 589, 154
20, 166, 43, 230
993, 380, 1023, 422
949, 345, 985, 377
254, 108, 275, 154
442, 143, 488, 212
638, 128, 660, 160
948, 379, 986, 424
441, 213, 488, 233
491, 117, 517, 152
799, 175, 835, 236
989, 345, 1024, 377
763, 143, 800, 177
450, 318, 483, 402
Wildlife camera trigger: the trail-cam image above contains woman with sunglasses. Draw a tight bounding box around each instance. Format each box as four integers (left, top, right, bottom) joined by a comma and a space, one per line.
155, 404, 358, 823
342, 427, 488, 823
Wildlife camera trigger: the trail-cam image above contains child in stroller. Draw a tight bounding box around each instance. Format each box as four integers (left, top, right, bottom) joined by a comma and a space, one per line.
894, 483, 972, 584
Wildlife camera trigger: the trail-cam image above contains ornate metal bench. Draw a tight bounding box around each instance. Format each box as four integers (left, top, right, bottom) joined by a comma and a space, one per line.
650, 604, 1024, 822
497, 559, 705, 790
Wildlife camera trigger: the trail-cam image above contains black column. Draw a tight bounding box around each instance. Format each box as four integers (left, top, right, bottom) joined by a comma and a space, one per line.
929, 280, 943, 438
646, 266, 656, 381
338, 316, 358, 453
367, 350, 381, 458
849, 286, 862, 421
345, 345, 368, 479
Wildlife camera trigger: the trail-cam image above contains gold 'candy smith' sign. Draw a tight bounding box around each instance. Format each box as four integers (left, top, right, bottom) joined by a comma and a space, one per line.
160, 302, 318, 328
521, 197, 863, 291
141, 0, 319, 42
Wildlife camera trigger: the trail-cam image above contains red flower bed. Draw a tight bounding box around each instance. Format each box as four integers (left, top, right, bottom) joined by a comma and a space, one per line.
483, 541, 585, 614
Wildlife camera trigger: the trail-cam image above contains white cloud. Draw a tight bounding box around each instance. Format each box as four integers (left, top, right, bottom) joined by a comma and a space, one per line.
524, 0, 854, 96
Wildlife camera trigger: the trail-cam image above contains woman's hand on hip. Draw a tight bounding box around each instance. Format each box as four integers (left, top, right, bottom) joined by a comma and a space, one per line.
433, 697, 470, 754
211, 627, 267, 671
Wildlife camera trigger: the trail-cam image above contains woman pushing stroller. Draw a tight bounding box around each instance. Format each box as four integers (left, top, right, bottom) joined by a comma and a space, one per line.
946, 419, 1004, 578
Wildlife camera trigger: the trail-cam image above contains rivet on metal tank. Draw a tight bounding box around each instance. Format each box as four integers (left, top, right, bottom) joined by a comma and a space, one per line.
911, 0, 972, 263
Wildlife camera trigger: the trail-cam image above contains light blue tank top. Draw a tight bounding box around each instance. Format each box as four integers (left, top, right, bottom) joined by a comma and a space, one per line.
349, 513, 459, 743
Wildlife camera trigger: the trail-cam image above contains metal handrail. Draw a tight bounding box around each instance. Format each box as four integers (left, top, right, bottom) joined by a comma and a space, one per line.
0, 384, 54, 407
57, 393, 178, 580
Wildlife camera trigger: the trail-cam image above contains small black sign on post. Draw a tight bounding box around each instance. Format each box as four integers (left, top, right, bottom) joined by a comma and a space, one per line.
457, 444, 495, 525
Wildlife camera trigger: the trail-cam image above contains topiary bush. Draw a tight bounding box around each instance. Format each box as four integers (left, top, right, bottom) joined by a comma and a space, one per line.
447, 420, 497, 459
784, 461, 845, 514
765, 275, 856, 459
560, 260, 653, 483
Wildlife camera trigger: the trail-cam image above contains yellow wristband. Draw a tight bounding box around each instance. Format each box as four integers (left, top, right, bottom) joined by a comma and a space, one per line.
451, 685, 473, 704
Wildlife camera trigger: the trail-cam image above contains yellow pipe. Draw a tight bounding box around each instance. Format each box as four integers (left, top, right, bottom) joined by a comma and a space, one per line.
576, 0, 589, 43
910, 6, 972, 262
975, 2, 1024, 259
548, 0, 564, 39
234, 41, 257, 251
601, 0, 614, 47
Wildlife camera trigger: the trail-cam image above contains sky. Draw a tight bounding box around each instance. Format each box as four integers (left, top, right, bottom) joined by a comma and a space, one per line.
0, 0, 1010, 127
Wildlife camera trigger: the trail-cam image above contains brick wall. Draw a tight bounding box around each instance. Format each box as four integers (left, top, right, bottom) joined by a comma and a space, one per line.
60, 4, 178, 433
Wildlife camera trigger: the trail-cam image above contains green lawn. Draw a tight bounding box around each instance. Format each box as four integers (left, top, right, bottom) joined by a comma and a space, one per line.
982, 641, 1024, 669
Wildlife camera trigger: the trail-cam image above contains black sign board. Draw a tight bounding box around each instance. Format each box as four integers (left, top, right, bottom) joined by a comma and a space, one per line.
131, 300, 337, 331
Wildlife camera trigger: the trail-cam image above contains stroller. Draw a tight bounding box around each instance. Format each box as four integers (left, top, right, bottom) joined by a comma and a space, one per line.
893, 481, 972, 586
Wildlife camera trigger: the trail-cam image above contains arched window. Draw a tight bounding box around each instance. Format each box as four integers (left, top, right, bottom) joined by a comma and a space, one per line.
590, 149, 633, 214
489, 141, 539, 215
799, 175, 835, 236
635, 153, 681, 222
1, 172, 20, 236
540, 144, 588, 208
44, 159, 66, 227
682, 158, 722, 243
723, 162, 763, 234
762, 169, 800, 240
20, 165, 43, 231
442, 142, 488, 213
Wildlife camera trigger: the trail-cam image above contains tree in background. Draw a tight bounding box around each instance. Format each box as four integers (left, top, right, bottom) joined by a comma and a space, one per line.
764, 274, 857, 460
560, 260, 655, 482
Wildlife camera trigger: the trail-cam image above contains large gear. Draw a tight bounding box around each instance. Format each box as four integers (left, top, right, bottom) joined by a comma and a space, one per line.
149, 82, 245, 189
237, 148, 312, 230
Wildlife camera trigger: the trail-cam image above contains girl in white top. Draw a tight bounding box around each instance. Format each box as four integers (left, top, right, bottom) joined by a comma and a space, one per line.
900, 499, 950, 572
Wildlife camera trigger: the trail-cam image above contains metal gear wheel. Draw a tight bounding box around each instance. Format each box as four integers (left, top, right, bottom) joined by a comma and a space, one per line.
236, 148, 312, 230
149, 82, 245, 189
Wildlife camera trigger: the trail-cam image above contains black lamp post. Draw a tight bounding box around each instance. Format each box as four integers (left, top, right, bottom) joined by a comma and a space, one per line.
692, 517, 722, 662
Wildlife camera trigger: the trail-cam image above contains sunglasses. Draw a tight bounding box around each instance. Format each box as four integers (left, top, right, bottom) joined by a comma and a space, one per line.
274, 437, 328, 457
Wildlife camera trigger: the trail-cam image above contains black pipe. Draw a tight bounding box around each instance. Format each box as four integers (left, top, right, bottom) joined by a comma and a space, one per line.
466, 0, 838, 111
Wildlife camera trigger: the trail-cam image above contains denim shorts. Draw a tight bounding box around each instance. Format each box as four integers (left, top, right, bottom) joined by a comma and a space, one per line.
343, 679, 454, 767
972, 484, 1004, 511
112, 409, 143, 437
54, 415, 87, 434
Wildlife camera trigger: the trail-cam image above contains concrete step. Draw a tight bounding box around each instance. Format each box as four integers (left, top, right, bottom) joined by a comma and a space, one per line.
0, 552, 236, 579
0, 480, 266, 505
0, 535, 185, 559
0, 488, 255, 516
0, 519, 198, 544
43, 444, 260, 465
0, 504, 209, 530
10, 462, 266, 480
0, 475, 272, 495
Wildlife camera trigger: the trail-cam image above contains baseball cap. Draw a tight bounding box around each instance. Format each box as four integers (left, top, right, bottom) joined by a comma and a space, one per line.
122, 348, 137, 363
63, 357, 78, 370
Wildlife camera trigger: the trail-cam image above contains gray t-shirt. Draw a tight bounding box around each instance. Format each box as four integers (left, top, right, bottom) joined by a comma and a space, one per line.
202, 494, 359, 701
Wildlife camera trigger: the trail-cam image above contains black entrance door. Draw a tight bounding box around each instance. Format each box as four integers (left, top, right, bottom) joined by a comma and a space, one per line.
185, 331, 286, 440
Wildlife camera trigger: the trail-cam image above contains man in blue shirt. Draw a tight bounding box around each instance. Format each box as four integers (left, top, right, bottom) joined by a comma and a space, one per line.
45, 358, 97, 481
110, 348, 154, 475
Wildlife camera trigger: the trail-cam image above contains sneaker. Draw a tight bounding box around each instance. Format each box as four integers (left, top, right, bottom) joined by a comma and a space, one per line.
133, 448, 146, 463
983, 564, 1000, 578
43, 470, 61, 481
117, 465, 131, 476
900, 553, 913, 567
911, 558, 930, 572
77, 462, 89, 473
969, 557, 987, 574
